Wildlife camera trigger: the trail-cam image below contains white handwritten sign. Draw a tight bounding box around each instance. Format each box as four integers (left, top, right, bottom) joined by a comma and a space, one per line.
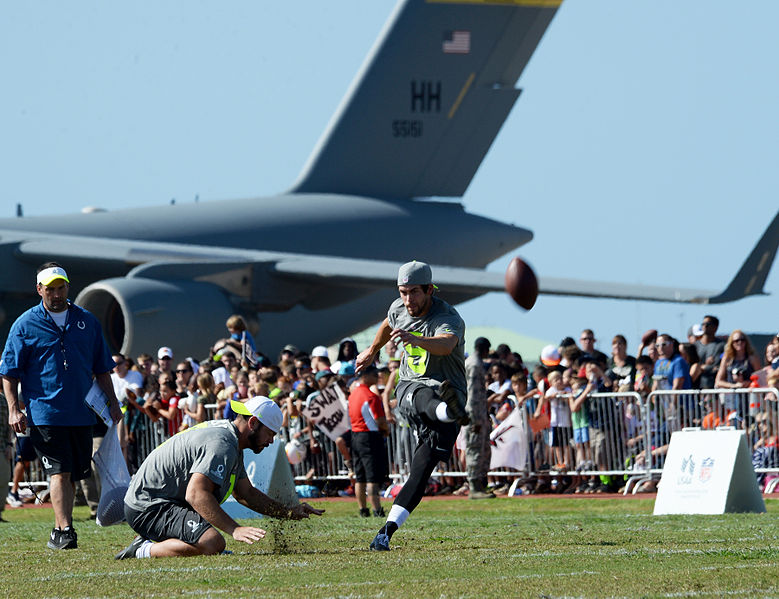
301, 385, 350, 441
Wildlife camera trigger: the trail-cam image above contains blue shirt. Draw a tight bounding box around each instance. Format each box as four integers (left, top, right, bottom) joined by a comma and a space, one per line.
230, 330, 257, 352
0, 301, 115, 426
654, 355, 692, 390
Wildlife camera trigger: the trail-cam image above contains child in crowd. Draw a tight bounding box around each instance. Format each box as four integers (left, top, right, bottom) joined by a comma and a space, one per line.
225, 314, 258, 361
190, 372, 216, 422
178, 391, 199, 432
509, 372, 545, 474
634, 355, 654, 399
540, 370, 572, 471
510, 372, 534, 413
154, 380, 181, 437
569, 373, 593, 475
529, 365, 551, 470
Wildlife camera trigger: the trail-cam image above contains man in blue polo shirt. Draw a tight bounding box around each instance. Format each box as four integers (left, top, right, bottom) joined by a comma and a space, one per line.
1, 262, 122, 550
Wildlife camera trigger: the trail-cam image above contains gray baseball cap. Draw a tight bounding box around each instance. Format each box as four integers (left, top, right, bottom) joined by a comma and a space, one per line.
397, 261, 433, 286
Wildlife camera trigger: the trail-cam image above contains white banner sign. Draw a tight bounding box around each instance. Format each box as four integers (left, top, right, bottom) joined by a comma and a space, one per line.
489, 407, 529, 471
301, 385, 350, 442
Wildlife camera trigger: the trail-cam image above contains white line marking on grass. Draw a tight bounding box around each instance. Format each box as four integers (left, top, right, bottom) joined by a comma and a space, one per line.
654, 589, 778, 598
297, 569, 602, 590
511, 545, 775, 559
28, 564, 244, 582
698, 563, 777, 572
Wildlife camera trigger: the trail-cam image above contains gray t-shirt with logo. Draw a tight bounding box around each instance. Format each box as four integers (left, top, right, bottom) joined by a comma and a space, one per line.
388, 296, 466, 395
125, 420, 247, 512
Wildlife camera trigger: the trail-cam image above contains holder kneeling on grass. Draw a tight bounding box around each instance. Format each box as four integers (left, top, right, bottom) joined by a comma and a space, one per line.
116, 397, 323, 559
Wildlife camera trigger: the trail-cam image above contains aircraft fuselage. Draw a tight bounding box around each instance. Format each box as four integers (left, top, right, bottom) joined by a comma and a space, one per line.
0, 194, 532, 355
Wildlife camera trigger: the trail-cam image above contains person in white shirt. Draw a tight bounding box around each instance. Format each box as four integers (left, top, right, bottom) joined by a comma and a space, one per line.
111, 354, 144, 460
540, 370, 572, 470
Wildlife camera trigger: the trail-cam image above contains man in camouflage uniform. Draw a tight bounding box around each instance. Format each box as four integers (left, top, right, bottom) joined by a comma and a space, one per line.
464, 337, 494, 499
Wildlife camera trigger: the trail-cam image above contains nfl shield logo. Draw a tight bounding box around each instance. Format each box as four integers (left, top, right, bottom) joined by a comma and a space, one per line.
699, 457, 714, 483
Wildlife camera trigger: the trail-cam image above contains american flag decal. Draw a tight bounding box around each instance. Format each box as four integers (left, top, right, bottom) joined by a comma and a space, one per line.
443, 30, 470, 54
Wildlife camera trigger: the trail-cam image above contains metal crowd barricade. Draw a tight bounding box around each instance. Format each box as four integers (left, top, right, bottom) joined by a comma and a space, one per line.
483, 391, 649, 483
280, 414, 419, 483
644, 387, 779, 480
13, 387, 779, 495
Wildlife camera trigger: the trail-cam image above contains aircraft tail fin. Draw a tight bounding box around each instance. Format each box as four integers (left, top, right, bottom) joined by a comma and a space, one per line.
292, 0, 561, 199
706, 209, 779, 304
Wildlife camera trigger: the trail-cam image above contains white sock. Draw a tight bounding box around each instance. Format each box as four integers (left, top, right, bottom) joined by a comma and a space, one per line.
435, 402, 454, 422
136, 540, 154, 558
387, 505, 410, 528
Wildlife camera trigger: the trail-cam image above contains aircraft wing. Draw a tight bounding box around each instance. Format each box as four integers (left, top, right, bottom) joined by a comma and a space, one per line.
4, 234, 716, 304
1, 209, 775, 356
540, 209, 779, 305
0, 229, 506, 304
5, 206, 776, 308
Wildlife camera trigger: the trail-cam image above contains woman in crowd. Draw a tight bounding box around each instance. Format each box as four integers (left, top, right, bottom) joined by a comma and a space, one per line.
715, 330, 762, 390
715, 330, 762, 426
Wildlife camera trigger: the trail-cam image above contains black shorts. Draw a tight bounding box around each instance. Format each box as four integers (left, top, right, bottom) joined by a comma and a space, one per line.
550, 426, 572, 447
29, 425, 93, 481
396, 381, 458, 461
351, 431, 388, 483
124, 501, 212, 545
15, 435, 37, 463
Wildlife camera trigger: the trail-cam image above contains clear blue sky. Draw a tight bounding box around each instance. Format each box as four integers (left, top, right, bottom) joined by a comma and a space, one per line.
2, 1, 776, 358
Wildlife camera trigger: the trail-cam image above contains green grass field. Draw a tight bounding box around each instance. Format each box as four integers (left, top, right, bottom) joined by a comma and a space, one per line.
1, 497, 777, 598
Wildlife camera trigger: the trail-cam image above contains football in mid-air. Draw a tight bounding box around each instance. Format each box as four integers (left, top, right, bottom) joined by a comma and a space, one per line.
504, 257, 538, 310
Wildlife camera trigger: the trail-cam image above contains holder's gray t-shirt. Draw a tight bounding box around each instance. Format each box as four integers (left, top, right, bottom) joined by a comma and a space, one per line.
125, 420, 246, 512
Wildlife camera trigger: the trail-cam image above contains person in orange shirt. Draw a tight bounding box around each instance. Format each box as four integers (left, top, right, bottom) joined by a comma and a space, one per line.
348, 366, 389, 518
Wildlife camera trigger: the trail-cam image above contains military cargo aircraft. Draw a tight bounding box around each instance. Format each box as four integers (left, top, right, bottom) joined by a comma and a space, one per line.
1, 0, 777, 359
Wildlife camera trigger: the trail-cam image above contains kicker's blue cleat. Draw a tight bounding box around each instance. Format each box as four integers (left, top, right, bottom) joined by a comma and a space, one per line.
369, 532, 391, 551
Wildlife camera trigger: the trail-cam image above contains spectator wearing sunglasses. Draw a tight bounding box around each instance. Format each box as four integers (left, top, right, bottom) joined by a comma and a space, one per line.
651, 335, 692, 393
715, 330, 761, 390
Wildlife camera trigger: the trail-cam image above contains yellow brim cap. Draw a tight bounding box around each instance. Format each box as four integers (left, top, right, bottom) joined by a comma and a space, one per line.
36, 266, 69, 286
230, 396, 282, 433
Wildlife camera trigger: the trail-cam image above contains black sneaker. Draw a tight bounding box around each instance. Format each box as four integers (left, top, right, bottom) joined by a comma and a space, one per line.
359, 507, 371, 518
373, 507, 386, 518
439, 381, 470, 426
115, 535, 146, 560
47, 526, 78, 550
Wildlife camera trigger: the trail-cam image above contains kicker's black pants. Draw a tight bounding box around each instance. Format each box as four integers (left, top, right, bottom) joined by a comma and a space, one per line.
394, 382, 458, 514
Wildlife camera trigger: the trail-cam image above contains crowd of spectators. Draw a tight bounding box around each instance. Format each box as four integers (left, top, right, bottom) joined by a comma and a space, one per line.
5, 313, 779, 508
454, 318, 779, 496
